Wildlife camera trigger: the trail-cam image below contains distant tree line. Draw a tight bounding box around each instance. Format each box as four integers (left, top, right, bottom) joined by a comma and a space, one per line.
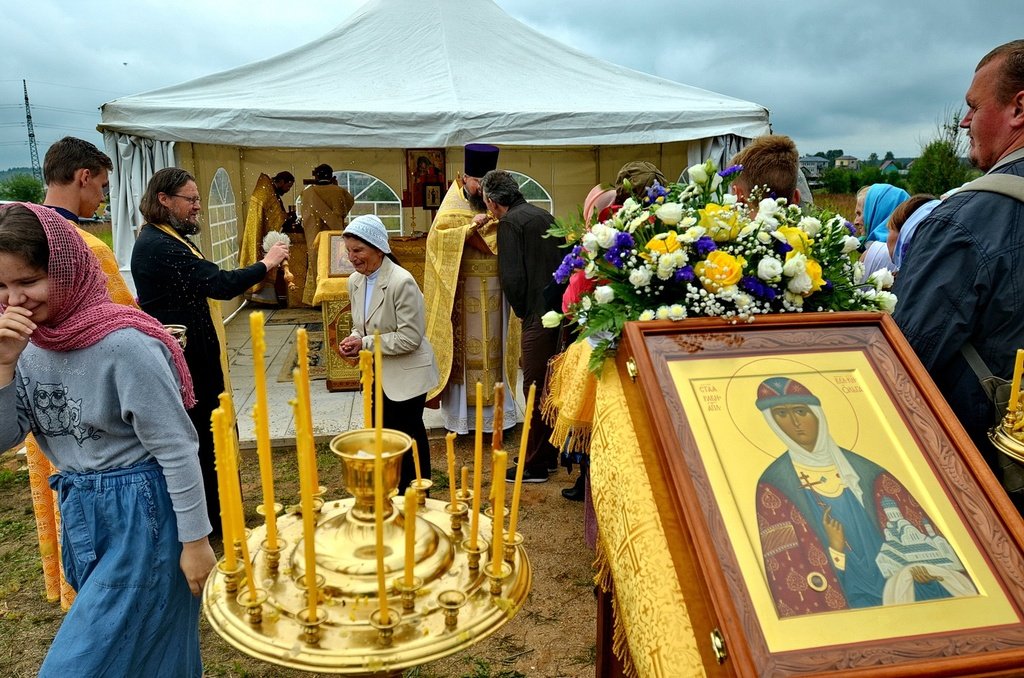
0, 173, 44, 203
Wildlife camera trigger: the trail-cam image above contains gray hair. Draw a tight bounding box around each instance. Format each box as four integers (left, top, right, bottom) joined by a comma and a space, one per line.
480, 170, 521, 208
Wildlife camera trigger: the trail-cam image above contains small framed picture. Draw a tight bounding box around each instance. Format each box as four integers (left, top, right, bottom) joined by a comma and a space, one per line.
327, 233, 355, 278
423, 182, 444, 210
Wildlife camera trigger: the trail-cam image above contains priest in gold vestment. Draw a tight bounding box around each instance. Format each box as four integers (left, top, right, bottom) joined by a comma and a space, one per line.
423, 144, 518, 434
240, 171, 295, 304
299, 164, 355, 305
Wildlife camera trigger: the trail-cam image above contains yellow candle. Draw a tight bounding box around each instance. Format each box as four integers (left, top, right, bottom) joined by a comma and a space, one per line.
291, 398, 318, 618
445, 433, 457, 505
469, 382, 484, 549
211, 408, 236, 571
296, 329, 319, 495
492, 382, 504, 451
374, 332, 383, 456
491, 449, 507, 574
404, 488, 417, 587
508, 383, 536, 537
461, 466, 469, 498
1011, 349, 1024, 412
218, 393, 246, 552
374, 422, 389, 623
249, 311, 278, 549
360, 349, 373, 428
411, 439, 422, 484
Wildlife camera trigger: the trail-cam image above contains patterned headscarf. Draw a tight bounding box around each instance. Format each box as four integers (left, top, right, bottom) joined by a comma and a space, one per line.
0, 203, 196, 408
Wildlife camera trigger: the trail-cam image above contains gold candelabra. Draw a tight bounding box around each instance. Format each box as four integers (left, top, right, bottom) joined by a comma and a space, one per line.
203, 316, 533, 675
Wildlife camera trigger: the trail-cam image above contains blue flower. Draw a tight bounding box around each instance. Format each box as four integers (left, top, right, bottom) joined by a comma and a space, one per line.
774, 239, 792, 255
844, 220, 857, 236
614, 232, 635, 249
718, 164, 743, 179
674, 265, 695, 282
695, 236, 717, 257
739, 275, 776, 301
644, 180, 669, 206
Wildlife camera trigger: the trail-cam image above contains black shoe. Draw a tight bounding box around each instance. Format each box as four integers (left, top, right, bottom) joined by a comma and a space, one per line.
506, 464, 549, 483
561, 475, 585, 501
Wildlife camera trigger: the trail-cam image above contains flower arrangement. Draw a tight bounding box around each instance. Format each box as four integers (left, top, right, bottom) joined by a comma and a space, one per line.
545, 159, 897, 371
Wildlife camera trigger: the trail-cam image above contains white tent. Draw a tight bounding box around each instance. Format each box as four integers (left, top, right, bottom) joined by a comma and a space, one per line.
99, 0, 769, 290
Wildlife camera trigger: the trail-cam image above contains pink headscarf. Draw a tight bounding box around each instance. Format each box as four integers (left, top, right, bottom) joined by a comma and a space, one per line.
0, 203, 196, 408
583, 185, 616, 226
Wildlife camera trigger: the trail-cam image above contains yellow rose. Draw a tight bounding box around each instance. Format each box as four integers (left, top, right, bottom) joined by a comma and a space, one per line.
698, 203, 740, 242
805, 258, 825, 294
694, 250, 746, 292
777, 225, 812, 254
646, 231, 680, 255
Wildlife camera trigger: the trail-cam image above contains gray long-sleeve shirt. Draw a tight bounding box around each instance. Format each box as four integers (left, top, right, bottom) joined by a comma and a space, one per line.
0, 329, 211, 542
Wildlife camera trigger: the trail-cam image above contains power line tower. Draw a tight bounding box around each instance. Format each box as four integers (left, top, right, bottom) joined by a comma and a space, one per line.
22, 80, 43, 183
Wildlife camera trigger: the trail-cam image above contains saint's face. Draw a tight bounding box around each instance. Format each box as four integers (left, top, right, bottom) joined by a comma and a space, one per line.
770, 404, 819, 451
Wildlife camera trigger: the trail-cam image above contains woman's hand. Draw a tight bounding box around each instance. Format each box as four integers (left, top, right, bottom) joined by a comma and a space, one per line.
339, 334, 363, 358
0, 306, 35, 382
180, 537, 217, 597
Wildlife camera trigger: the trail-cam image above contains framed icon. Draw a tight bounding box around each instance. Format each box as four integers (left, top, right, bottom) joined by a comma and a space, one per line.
327, 233, 355, 278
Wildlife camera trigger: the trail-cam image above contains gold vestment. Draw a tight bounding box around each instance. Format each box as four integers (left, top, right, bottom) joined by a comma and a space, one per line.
240, 173, 287, 303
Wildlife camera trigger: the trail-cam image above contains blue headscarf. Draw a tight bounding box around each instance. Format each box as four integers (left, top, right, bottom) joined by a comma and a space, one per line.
863, 184, 910, 244
892, 199, 941, 270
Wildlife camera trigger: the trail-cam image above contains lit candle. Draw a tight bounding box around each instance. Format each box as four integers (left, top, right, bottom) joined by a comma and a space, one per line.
360, 349, 373, 428
411, 439, 422, 484
374, 417, 389, 623
491, 449, 507, 574
508, 383, 536, 537
445, 432, 457, 505
249, 311, 278, 549
291, 397, 318, 618
1011, 349, 1024, 412
492, 382, 504, 451
211, 408, 237, 571
469, 382, 484, 550
404, 488, 417, 587
296, 329, 319, 495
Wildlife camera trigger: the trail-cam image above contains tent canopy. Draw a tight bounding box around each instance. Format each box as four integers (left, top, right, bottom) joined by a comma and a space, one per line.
98, 0, 768, 148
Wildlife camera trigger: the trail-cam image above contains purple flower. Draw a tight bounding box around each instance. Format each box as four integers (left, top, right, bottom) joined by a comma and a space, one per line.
554, 251, 581, 283
718, 164, 743, 179
774, 239, 792, 256
844, 220, 857, 236
614, 232, 635, 249
695, 236, 717, 257
674, 265, 695, 282
644, 180, 669, 206
604, 249, 626, 268
739, 275, 776, 301
822, 279, 834, 292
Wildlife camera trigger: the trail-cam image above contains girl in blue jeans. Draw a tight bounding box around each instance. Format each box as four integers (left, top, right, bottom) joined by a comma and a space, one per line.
0, 203, 216, 676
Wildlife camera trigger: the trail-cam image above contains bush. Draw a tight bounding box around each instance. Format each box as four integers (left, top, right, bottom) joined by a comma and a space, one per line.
0, 174, 43, 203
909, 140, 976, 195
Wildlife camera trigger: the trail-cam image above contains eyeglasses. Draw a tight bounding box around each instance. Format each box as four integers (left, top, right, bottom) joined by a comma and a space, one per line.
170, 194, 202, 205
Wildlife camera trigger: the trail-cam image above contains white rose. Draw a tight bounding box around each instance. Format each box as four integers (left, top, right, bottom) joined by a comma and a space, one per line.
799, 217, 822, 239
687, 163, 708, 184
722, 193, 738, 206
876, 290, 898, 312
784, 290, 805, 307
756, 230, 773, 245
541, 310, 563, 328
629, 266, 653, 288
668, 304, 686, 320
757, 257, 783, 282
853, 261, 865, 282
868, 268, 895, 290
582, 232, 599, 254
841, 236, 861, 254
638, 309, 656, 321
581, 296, 592, 311
787, 272, 812, 295
594, 285, 615, 304
680, 215, 698, 229
656, 202, 684, 226
782, 252, 807, 277
592, 224, 617, 250
622, 197, 640, 214
735, 293, 752, 308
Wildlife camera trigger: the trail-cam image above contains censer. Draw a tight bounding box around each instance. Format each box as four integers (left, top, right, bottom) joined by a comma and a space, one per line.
202, 312, 534, 675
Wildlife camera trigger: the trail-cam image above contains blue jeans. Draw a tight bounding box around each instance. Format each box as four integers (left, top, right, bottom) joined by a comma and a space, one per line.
40, 460, 202, 677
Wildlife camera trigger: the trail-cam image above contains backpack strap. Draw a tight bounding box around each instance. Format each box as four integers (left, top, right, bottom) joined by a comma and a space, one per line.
959, 173, 1024, 202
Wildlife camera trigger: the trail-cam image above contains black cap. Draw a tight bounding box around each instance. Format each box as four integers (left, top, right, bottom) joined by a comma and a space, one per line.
464, 143, 499, 178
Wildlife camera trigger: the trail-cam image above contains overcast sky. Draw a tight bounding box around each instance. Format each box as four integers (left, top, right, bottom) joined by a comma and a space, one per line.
1, 0, 1020, 172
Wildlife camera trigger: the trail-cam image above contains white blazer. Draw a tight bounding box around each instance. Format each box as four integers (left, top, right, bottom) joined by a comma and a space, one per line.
347, 257, 439, 402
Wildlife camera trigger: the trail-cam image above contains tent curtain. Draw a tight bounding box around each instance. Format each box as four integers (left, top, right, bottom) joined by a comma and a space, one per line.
103, 132, 176, 294
681, 134, 747, 181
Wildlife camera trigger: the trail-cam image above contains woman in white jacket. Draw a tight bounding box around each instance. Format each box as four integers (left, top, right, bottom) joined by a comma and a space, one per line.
338, 215, 439, 490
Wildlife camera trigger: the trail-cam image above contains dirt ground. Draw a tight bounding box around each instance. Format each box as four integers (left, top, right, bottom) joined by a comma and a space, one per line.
0, 426, 596, 677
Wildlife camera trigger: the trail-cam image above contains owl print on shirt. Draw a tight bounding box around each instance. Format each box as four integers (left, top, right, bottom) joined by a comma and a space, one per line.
19, 378, 100, 446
